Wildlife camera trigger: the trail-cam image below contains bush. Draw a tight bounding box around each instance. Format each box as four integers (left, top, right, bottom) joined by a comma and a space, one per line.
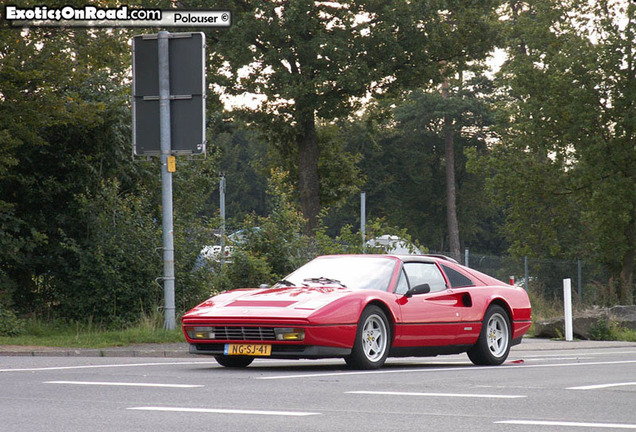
201, 169, 425, 295
588, 317, 636, 342
0, 306, 23, 337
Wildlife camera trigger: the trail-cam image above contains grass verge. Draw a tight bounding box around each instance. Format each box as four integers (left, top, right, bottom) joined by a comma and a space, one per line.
0, 316, 184, 348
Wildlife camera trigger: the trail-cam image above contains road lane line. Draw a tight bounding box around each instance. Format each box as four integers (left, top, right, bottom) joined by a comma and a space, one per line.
568, 382, 636, 390
258, 360, 636, 380
496, 420, 636, 429
128, 407, 320, 416
45, 381, 203, 388
347, 390, 526, 399
0, 361, 217, 373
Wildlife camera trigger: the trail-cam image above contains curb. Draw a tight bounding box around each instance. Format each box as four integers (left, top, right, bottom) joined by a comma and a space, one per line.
0, 343, 195, 358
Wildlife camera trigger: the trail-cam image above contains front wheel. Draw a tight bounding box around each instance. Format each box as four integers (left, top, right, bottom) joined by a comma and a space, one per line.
345, 305, 391, 370
214, 355, 254, 368
468, 305, 511, 366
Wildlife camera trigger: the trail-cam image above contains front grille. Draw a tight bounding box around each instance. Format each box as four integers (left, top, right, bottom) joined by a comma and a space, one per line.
212, 326, 276, 341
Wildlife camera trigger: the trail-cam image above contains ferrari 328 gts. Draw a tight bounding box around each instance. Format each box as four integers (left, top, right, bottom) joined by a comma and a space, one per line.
182, 254, 532, 369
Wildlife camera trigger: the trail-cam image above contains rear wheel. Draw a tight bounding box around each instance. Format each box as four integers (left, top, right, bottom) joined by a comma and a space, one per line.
468, 305, 511, 366
214, 355, 254, 368
345, 305, 391, 370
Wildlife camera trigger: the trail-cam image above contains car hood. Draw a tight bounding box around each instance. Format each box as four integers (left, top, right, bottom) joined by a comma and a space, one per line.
183, 285, 356, 321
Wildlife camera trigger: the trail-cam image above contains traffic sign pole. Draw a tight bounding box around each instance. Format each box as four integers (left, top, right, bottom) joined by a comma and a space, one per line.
158, 31, 176, 330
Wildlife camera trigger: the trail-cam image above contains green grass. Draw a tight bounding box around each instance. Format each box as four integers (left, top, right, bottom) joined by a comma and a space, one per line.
0, 315, 185, 348
588, 318, 636, 342
528, 288, 636, 342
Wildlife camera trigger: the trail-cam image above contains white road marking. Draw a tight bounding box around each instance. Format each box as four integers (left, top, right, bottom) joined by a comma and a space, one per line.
347, 390, 526, 399
523, 357, 594, 362
258, 360, 636, 380
0, 361, 217, 373
496, 420, 636, 429
44, 381, 203, 388
518, 350, 636, 359
568, 382, 636, 390
128, 407, 320, 416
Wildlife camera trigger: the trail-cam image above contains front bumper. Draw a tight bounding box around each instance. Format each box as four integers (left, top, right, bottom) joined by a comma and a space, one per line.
189, 343, 351, 359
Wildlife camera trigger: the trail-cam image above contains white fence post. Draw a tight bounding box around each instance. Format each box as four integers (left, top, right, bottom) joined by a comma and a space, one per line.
563, 278, 573, 341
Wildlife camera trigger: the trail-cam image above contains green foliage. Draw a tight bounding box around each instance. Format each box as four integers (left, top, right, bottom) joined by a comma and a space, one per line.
239, 168, 310, 280
207, 252, 274, 294
588, 318, 614, 342
200, 0, 501, 228
204, 168, 425, 293
0, 306, 24, 337
0, 312, 183, 348
477, 0, 636, 301
588, 318, 636, 343
0, 22, 222, 324
56, 179, 161, 324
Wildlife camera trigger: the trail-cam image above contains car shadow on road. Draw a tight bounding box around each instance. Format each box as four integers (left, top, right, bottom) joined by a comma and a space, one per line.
187, 358, 477, 373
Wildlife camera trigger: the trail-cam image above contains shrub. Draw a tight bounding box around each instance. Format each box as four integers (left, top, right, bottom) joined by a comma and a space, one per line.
0, 306, 23, 337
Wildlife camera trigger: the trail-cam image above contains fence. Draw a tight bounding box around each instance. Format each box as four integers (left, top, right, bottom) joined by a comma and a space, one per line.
433, 249, 616, 305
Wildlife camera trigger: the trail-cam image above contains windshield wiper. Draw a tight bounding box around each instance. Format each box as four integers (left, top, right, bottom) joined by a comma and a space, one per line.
275, 279, 295, 287
302, 277, 347, 287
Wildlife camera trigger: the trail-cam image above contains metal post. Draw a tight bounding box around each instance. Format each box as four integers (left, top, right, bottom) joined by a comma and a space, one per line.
563, 278, 573, 341
524, 256, 529, 291
360, 191, 366, 250
158, 31, 176, 330
464, 248, 469, 268
577, 259, 582, 300
219, 174, 226, 266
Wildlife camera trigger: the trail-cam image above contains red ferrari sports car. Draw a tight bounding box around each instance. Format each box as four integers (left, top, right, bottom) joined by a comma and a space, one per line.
182, 254, 532, 369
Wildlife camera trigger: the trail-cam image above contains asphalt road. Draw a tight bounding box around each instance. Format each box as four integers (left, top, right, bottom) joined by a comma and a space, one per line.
1, 340, 635, 432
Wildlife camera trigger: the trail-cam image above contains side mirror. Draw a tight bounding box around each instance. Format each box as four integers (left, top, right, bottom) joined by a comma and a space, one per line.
404, 283, 431, 298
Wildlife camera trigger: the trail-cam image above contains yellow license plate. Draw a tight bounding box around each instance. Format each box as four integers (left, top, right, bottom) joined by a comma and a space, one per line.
224, 344, 272, 356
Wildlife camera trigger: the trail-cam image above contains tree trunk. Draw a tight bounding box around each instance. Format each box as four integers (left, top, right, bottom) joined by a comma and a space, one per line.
442, 78, 461, 262
296, 113, 321, 233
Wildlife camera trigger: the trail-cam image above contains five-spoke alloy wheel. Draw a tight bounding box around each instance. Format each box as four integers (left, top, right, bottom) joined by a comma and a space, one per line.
345, 305, 391, 370
468, 305, 511, 366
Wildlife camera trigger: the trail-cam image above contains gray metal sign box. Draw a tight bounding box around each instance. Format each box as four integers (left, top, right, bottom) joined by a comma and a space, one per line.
132, 32, 206, 156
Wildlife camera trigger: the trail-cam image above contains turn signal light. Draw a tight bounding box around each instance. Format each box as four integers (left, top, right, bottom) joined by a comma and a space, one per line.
274, 328, 305, 341
185, 326, 215, 340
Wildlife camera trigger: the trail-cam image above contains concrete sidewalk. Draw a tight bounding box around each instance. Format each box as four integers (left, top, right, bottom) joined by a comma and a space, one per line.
512, 337, 636, 352
1, 338, 635, 358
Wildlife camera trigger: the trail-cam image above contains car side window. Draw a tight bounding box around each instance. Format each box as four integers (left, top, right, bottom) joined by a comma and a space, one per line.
394, 269, 409, 295
440, 264, 475, 288
403, 262, 447, 293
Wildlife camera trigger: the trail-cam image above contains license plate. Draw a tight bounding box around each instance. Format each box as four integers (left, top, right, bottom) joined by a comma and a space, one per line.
224, 343, 272, 356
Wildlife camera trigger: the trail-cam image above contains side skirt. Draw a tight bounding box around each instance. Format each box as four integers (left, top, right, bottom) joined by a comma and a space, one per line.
389, 345, 473, 358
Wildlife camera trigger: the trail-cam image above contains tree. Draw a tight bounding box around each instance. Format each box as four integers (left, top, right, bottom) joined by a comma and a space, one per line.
485, 0, 635, 302
393, 73, 497, 255
203, 0, 501, 231
0, 10, 224, 321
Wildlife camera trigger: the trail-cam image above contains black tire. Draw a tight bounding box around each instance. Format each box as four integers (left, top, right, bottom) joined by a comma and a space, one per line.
468, 305, 511, 366
214, 355, 254, 368
345, 305, 391, 370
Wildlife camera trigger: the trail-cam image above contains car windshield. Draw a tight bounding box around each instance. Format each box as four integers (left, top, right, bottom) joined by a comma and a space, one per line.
278, 256, 398, 291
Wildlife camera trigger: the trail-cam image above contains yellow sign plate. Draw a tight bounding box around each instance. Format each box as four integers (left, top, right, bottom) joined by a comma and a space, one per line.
167, 155, 176, 172
224, 344, 272, 356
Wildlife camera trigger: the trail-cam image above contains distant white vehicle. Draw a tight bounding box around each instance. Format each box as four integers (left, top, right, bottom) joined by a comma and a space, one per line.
365, 235, 422, 255
199, 244, 235, 263
198, 228, 260, 265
